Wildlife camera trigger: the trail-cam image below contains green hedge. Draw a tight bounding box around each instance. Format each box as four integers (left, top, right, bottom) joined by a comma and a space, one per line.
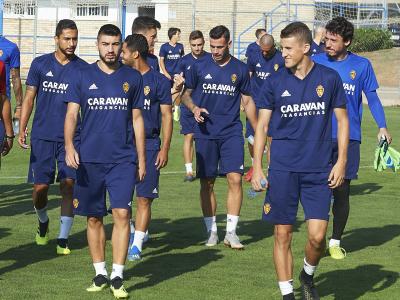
349, 28, 393, 53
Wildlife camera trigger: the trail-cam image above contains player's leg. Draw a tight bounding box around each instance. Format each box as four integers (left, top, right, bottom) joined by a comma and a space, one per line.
33, 183, 50, 245
219, 136, 245, 249
196, 138, 219, 246
107, 162, 137, 298
183, 133, 195, 181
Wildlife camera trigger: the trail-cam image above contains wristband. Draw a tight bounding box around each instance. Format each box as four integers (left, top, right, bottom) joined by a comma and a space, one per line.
6, 135, 15, 140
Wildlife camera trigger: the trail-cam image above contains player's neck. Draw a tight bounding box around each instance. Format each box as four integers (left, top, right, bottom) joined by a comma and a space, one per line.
212, 55, 231, 67
54, 51, 74, 65
169, 41, 177, 46
332, 50, 348, 61
97, 60, 120, 74
134, 59, 151, 75
291, 57, 314, 80
192, 51, 204, 59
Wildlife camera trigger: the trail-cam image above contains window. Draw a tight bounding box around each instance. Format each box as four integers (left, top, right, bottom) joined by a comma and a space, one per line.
4, 1, 36, 17
76, 3, 109, 18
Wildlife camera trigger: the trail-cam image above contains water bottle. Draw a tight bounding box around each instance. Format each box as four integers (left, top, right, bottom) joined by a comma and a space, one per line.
12, 118, 19, 136
247, 179, 267, 198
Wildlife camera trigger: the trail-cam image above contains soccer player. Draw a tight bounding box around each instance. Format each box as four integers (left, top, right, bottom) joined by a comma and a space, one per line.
121, 34, 173, 260
310, 26, 326, 56
159, 27, 184, 81
245, 28, 266, 60
251, 22, 349, 300
64, 24, 145, 298
244, 33, 284, 182
178, 30, 211, 182
181, 25, 257, 249
312, 17, 392, 260
18, 19, 87, 255
0, 35, 23, 132
0, 60, 14, 164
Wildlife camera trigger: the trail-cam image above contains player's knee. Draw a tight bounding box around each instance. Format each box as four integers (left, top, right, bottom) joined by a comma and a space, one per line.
112, 208, 130, 222
308, 233, 326, 250
226, 173, 242, 188
34, 184, 49, 197
274, 226, 293, 245
200, 178, 215, 191
60, 179, 74, 197
137, 197, 152, 209
87, 216, 103, 228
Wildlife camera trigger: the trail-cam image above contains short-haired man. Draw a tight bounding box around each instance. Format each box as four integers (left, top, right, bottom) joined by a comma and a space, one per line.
311, 26, 326, 56
18, 19, 87, 255
64, 24, 145, 298
245, 28, 266, 60
0, 60, 14, 165
244, 33, 284, 182
178, 30, 211, 182
121, 34, 173, 260
182, 25, 257, 249
312, 16, 392, 260
159, 27, 185, 81
252, 22, 349, 300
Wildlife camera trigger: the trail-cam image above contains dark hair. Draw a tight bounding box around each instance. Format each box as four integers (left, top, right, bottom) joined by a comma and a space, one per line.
280, 22, 312, 45
168, 27, 181, 40
124, 34, 149, 59
255, 28, 266, 38
55, 19, 77, 37
97, 24, 121, 39
132, 16, 161, 34
209, 25, 230, 41
189, 30, 204, 41
325, 17, 354, 44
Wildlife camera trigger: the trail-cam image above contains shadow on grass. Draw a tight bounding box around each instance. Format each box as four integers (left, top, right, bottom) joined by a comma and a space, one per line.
0, 227, 12, 239
350, 182, 383, 196
0, 184, 61, 216
342, 225, 400, 253
125, 249, 223, 290
313, 264, 398, 299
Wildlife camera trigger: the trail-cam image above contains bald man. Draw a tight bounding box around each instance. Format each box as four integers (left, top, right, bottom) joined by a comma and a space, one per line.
311, 26, 326, 56
245, 28, 267, 61
244, 34, 284, 182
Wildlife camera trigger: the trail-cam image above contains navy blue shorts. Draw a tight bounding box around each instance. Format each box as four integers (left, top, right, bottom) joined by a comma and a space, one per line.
332, 139, 360, 180
195, 136, 244, 178
262, 169, 332, 225
73, 162, 137, 217
136, 150, 160, 199
28, 139, 76, 184
180, 112, 195, 135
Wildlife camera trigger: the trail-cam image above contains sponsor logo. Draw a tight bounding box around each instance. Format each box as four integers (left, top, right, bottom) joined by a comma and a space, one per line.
167, 53, 181, 60
205, 74, 213, 80
343, 82, 355, 96
144, 86, 150, 96
89, 83, 98, 90
231, 74, 237, 83
202, 83, 236, 96
263, 203, 271, 215
280, 102, 326, 118
87, 97, 129, 111
350, 70, 356, 80
73, 199, 79, 208
255, 71, 271, 80
274, 64, 279, 71
46, 71, 54, 77
42, 81, 68, 93
316, 85, 324, 98
123, 82, 130, 93
281, 90, 291, 97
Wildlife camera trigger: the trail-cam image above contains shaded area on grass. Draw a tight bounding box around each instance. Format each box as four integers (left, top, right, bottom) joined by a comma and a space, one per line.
350, 182, 383, 196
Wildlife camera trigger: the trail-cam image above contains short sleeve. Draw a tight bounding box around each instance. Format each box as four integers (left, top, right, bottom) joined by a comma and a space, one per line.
65, 70, 82, 105
256, 79, 274, 110
10, 45, 21, 68
159, 44, 167, 58
131, 73, 144, 110
331, 72, 347, 109
362, 60, 379, 92
239, 67, 251, 95
25, 59, 41, 87
184, 61, 198, 90
157, 75, 173, 105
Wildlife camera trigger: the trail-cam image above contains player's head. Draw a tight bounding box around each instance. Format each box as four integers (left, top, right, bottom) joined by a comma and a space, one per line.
280, 22, 312, 69
259, 34, 276, 59
189, 30, 205, 57
209, 25, 231, 63
324, 17, 354, 58
168, 27, 181, 42
255, 28, 267, 40
54, 19, 78, 57
314, 26, 326, 42
121, 34, 149, 67
131, 16, 161, 52
97, 24, 122, 66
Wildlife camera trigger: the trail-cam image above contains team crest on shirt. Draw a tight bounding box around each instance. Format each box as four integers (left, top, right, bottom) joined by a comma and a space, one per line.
264, 203, 271, 215
350, 70, 356, 80
123, 82, 130, 93
231, 74, 237, 83
0, 50, 3, 57
73, 199, 79, 209
144, 85, 151, 96
316, 85, 324, 98
274, 64, 279, 71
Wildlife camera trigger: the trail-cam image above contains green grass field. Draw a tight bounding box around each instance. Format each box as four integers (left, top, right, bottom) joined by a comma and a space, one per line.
0, 105, 399, 299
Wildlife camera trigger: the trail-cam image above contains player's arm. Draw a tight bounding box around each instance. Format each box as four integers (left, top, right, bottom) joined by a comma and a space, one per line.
18, 85, 37, 149
329, 107, 349, 189
365, 90, 392, 143
251, 108, 272, 191
159, 57, 171, 80
11, 67, 23, 118
181, 87, 208, 123
241, 93, 257, 131
132, 108, 146, 181
1, 94, 14, 156
64, 102, 80, 169
156, 104, 173, 169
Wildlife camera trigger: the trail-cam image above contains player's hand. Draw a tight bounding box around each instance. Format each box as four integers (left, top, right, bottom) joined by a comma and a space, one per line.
251, 167, 268, 191
192, 106, 209, 123
378, 128, 392, 144
1, 137, 13, 156
18, 127, 29, 149
65, 145, 80, 169
155, 148, 168, 170
328, 161, 345, 189
173, 73, 185, 91
137, 161, 146, 181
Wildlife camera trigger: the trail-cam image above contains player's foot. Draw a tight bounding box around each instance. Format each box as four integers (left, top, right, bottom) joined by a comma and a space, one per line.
328, 245, 346, 260
173, 106, 180, 122
35, 219, 49, 245
56, 238, 71, 255
244, 166, 253, 182
127, 245, 142, 261
283, 293, 296, 300
184, 173, 195, 182
205, 230, 219, 247
110, 276, 129, 299
299, 270, 320, 300
86, 274, 109, 292
223, 231, 244, 250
